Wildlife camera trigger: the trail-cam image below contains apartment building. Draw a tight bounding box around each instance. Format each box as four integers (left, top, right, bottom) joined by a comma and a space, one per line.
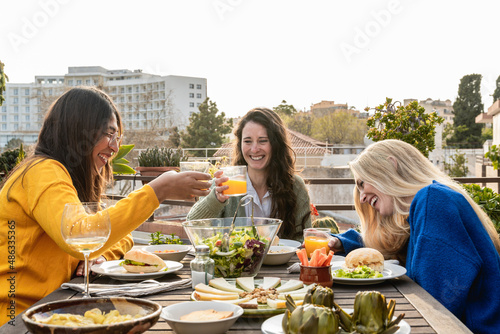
0, 66, 207, 148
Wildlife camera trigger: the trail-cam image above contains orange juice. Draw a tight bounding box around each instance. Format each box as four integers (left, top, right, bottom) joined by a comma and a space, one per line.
222, 179, 247, 196
304, 236, 330, 258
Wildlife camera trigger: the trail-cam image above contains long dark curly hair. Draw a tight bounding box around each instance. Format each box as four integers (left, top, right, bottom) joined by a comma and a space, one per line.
3, 87, 122, 203
232, 107, 305, 238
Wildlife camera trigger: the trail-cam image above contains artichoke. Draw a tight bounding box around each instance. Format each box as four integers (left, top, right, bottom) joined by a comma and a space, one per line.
335, 291, 405, 334
283, 295, 339, 334
304, 284, 335, 308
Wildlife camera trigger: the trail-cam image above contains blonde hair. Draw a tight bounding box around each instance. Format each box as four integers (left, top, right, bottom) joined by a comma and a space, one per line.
349, 139, 500, 260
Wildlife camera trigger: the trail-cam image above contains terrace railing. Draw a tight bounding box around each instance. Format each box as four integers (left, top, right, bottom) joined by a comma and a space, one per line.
110, 175, 500, 211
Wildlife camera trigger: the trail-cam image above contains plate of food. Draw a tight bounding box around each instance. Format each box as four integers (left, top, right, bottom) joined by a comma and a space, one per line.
275, 238, 301, 248
190, 276, 312, 316
331, 248, 407, 285
92, 249, 184, 281
261, 310, 411, 334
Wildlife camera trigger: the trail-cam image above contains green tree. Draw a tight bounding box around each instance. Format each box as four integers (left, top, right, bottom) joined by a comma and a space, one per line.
485, 145, 500, 170
166, 126, 181, 148
0, 60, 8, 106
444, 150, 469, 177
312, 110, 366, 144
5, 138, 23, 149
493, 75, 500, 102
481, 127, 493, 142
366, 98, 444, 157
282, 112, 313, 137
181, 98, 232, 157
448, 74, 484, 148
273, 100, 297, 117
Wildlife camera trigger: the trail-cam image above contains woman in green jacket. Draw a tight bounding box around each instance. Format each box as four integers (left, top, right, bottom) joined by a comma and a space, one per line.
187, 107, 311, 241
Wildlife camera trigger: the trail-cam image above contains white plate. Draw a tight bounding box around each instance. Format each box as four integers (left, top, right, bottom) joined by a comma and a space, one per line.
91, 260, 183, 281
277, 239, 301, 248
190, 279, 306, 316
330, 262, 407, 285
262, 310, 411, 334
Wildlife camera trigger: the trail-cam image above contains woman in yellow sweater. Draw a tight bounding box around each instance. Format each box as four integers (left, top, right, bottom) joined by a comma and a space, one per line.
0, 87, 211, 326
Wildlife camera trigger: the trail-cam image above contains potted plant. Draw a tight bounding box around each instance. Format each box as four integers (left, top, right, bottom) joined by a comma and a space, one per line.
111, 144, 136, 175
136, 146, 188, 179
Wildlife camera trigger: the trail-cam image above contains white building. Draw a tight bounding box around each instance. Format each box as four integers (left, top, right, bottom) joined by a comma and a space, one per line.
0, 66, 207, 148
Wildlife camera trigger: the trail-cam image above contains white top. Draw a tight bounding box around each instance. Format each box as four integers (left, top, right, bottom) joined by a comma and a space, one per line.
245, 173, 271, 217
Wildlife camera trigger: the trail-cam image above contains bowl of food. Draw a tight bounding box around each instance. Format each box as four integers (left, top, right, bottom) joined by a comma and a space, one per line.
263, 246, 297, 265
183, 217, 282, 278
143, 244, 190, 262
22, 297, 161, 334
160, 301, 243, 334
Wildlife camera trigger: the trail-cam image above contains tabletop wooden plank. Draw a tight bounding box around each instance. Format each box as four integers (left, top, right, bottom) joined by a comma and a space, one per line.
1, 256, 470, 334
393, 276, 472, 334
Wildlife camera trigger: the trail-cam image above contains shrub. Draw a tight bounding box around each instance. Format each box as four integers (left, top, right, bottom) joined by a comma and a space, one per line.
463, 184, 500, 234
138, 147, 187, 167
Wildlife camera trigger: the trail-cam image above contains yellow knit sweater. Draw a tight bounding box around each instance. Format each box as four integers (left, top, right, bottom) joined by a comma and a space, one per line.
0, 159, 159, 325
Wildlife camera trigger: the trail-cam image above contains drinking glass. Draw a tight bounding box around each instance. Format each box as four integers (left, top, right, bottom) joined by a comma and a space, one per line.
180, 161, 210, 173
303, 228, 331, 258
220, 166, 247, 196
61, 202, 110, 298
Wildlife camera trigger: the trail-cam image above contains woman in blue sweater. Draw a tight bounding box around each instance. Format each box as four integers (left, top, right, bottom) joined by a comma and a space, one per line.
329, 139, 500, 334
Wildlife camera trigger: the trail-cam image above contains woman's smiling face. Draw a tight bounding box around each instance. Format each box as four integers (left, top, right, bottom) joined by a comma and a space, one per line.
356, 179, 394, 217
241, 121, 272, 172
92, 114, 119, 171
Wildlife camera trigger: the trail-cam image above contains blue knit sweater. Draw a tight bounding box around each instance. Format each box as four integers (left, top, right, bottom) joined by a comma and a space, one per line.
335, 181, 500, 334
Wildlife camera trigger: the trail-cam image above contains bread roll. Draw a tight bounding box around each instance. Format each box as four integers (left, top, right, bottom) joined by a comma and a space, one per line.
345, 248, 384, 273
122, 249, 166, 273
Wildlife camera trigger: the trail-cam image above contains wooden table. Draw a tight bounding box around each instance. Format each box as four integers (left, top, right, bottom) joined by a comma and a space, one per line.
1, 256, 472, 334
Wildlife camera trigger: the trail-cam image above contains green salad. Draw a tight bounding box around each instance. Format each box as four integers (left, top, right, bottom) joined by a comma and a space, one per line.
333, 265, 383, 279
197, 227, 269, 278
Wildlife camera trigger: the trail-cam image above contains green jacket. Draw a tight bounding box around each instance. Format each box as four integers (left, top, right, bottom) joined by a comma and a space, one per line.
186, 175, 312, 241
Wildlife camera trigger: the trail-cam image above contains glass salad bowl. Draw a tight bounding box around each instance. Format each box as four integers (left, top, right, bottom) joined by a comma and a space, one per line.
182, 217, 282, 278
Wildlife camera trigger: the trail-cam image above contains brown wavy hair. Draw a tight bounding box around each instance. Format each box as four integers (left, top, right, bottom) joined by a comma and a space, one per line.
232, 107, 307, 238
3, 87, 122, 203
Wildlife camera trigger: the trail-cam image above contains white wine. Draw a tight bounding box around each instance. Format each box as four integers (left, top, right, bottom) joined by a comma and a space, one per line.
66, 237, 107, 253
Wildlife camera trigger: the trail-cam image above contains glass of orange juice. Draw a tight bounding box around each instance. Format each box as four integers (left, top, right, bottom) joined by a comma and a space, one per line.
220, 166, 247, 196
304, 228, 331, 258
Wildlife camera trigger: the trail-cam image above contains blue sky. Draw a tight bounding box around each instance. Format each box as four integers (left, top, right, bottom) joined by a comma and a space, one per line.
1, 0, 499, 117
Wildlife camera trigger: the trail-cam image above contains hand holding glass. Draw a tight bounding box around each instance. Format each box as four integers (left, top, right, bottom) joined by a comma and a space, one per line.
220, 166, 247, 196
61, 202, 110, 298
304, 228, 331, 258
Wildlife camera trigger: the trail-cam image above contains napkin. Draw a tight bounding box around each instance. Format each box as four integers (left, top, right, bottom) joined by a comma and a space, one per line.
61, 278, 192, 297
286, 259, 400, 273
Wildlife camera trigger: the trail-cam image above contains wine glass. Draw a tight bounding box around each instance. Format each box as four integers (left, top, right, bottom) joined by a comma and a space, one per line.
61, 202, 111, 298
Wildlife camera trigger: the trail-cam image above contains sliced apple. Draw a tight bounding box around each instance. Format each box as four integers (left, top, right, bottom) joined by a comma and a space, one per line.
276, 279, 303, 292
236, 277, 255, 292
209, 277, 244, 293
194, 283, 240, 296
261, 277, 281, 289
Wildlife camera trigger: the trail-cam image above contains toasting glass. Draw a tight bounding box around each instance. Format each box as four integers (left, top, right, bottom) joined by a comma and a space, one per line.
61, 202, 110, 298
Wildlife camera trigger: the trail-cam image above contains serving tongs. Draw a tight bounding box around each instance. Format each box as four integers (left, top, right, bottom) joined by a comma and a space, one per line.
221, 194, 255, 253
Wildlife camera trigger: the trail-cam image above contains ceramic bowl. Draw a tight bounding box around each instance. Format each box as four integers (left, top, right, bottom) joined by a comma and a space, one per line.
22, 297, 161, 334
183, 217, 282, 278
263, 246, 297, 265
161, 301, 243, 334
143, 244, 190, 262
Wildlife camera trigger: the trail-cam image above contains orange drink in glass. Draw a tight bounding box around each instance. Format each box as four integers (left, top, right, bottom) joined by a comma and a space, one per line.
304, 228, 331, 258
221, 166, 247, 196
